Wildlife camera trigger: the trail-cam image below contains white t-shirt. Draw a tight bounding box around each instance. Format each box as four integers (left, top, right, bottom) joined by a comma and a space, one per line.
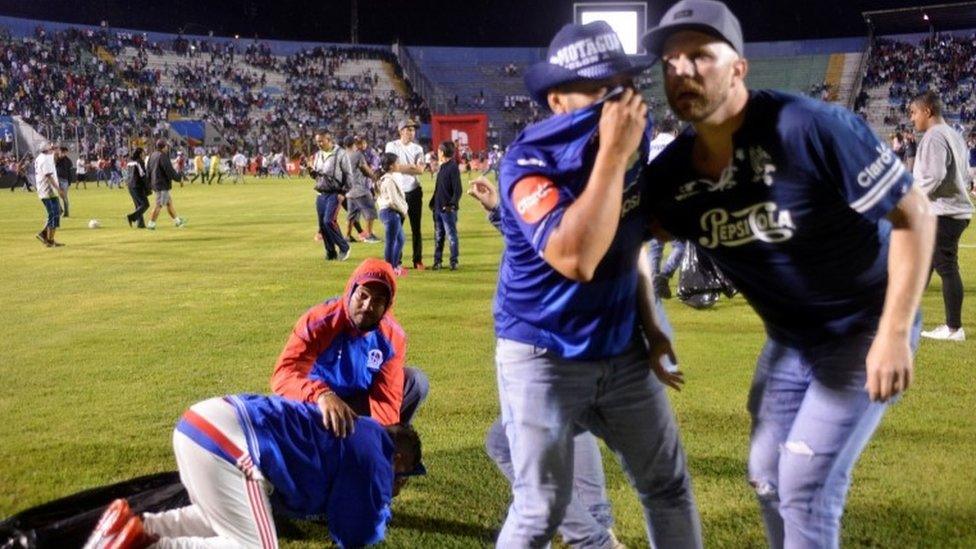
384, 139, 424, 192
76, 158, 87, 174
232, 153, 247, 168
649, 132, 676, 161
34, 152, 57, 199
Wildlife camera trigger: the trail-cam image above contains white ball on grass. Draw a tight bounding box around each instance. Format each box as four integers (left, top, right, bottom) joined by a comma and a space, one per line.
88, 219, 101, 229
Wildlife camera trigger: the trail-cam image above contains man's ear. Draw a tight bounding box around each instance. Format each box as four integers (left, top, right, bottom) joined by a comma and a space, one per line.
547, 91, 564, 114
732, 57, 749, 83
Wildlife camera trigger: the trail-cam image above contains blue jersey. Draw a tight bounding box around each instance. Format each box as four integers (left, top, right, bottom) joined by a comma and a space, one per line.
645, 90, 912, 348
222, 395, 392, 548
496, 100, 653, 359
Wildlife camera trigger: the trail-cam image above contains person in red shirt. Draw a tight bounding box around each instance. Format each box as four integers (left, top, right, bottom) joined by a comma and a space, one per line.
272, 258, 428, 436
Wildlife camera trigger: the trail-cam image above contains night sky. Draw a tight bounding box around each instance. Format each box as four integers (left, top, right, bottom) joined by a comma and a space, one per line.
0, 0, 968, 46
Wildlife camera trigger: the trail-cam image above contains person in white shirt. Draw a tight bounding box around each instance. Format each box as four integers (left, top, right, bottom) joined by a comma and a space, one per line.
75, 156, 88, 189
231, 151, 248, 184
33, 142, 63, 247
384, 120, 426, 270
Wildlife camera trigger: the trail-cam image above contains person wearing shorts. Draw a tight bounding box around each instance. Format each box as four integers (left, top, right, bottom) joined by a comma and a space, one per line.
146, 139, 186, 230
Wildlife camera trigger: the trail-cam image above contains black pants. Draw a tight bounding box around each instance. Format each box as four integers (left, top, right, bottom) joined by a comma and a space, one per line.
930, 216, 970, 329
127, 187, 150, 228
405, 187, 424, 266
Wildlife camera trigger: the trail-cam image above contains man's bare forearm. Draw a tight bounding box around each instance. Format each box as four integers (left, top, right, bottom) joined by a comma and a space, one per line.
878, 188, 935, 338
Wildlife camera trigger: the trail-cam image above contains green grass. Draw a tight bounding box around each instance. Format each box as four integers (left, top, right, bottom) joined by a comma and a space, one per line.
1, 175, 974, 548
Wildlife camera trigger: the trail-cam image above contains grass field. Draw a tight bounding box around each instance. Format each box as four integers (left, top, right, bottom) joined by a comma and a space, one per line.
1, 174, 974, 548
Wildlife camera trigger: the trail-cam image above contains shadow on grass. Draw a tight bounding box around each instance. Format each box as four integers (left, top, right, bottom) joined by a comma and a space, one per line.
390, 512, 497, 542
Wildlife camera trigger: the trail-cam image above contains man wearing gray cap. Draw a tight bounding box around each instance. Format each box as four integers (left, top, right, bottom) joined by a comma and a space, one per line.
385, 120, 426, 269
641, 1, 935, 547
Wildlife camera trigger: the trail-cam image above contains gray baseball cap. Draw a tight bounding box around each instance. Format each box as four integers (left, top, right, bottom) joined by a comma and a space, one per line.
642, 0, 743, 58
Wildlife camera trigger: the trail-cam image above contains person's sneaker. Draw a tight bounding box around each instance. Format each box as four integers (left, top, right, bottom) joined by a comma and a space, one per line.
414, 262, 426, 271
653, 274, 672, 299
36, 232, 51, 247
339, 249, 351, 261
82, 498, 132, 549
921, 325, 966, 341
146, 221, 156, 230
104, 515, 156, 549
393, 266, 408, 277
607, 528, 627, 549
431, 263, 443, 271
363, 235, 381, 244
174, 217, 187, 228
450, 263, 458, 271
51, 241, 65, 247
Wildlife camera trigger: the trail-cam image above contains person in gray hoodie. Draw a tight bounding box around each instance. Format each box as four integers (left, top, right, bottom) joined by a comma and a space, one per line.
909, 90, 975, 341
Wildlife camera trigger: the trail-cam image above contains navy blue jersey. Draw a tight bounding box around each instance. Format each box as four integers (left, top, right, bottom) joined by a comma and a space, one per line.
644, 90, 911, 348
495, 100, 653, 359
228, 395, 393, 548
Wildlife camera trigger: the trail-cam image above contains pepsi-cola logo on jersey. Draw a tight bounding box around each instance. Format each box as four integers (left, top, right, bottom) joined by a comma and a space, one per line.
512, 175, 559, 224
698, 201, 795, 248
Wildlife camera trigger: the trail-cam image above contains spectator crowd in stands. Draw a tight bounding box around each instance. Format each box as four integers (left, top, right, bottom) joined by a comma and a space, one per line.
0, 23, 430, 161
859, 33, 976, 132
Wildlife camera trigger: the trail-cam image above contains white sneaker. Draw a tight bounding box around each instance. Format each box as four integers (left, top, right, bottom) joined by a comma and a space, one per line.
339, 249, 351, 261
174, 217, 187, 228
146, 221, 156, 230
607, 529, 627, 549
920, 325, 966, 341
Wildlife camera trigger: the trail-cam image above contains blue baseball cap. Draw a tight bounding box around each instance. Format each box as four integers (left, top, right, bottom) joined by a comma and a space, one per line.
525, 21, 652, 109
642, 0, 743, 58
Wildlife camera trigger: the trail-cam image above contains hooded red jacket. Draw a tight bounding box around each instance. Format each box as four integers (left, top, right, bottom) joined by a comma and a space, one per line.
271, 259, 406, 426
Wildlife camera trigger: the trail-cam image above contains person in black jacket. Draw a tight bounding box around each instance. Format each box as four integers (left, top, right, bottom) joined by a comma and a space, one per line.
146, 139, 186, 230
54, 146, 74, 218
430, 140, 462, 270
125, 148, 150, 228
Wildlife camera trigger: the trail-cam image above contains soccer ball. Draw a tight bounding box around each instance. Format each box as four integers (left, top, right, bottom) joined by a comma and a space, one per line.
88, 219, 101, 229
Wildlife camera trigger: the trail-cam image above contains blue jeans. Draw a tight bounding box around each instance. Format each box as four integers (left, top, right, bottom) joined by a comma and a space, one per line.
495, 339, 701, 548
747, 319, 921, 549
380, 208, 404, 268
486, 420, 613, 548
41, 197, 61, 229
58, 178, 69, 217
649, 239, 687, 277
432, 209, 459, 266
316, 193, 349, 259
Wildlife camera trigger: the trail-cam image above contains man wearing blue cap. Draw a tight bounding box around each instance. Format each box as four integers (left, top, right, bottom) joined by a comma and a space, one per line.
642, 1, 936, 547
493, 20, 702, 549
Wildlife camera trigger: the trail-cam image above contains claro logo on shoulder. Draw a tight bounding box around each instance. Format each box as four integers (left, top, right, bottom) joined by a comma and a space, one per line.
513, 175, 559, 224
698, 202, 795, 249
857, 145, 897, 188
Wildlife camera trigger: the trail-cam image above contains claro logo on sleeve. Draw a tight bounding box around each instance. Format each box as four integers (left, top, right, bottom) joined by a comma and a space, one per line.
512, 176, 559, 224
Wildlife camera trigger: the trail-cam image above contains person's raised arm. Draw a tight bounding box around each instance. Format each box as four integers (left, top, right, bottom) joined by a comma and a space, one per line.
866, 188, 935, 402
542, 89, 647, 281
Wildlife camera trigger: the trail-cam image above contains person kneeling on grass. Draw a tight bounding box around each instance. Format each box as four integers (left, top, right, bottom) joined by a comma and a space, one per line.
84, 394, 422, 549
375, 153, 409, 276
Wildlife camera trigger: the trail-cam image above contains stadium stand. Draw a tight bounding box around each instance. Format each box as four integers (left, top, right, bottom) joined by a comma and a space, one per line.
0, 16, 428, 160
406, 37, 866, 144
857, 31, 976, 138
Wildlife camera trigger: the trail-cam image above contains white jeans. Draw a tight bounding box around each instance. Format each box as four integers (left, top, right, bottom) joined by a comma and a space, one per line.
145, 398, 278, 549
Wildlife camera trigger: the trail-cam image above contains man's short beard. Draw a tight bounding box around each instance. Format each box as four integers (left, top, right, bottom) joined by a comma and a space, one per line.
670, 84, 729, 123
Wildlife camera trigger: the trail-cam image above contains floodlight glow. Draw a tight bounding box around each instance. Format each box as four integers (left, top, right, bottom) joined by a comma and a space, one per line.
580, 10, 640, 54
